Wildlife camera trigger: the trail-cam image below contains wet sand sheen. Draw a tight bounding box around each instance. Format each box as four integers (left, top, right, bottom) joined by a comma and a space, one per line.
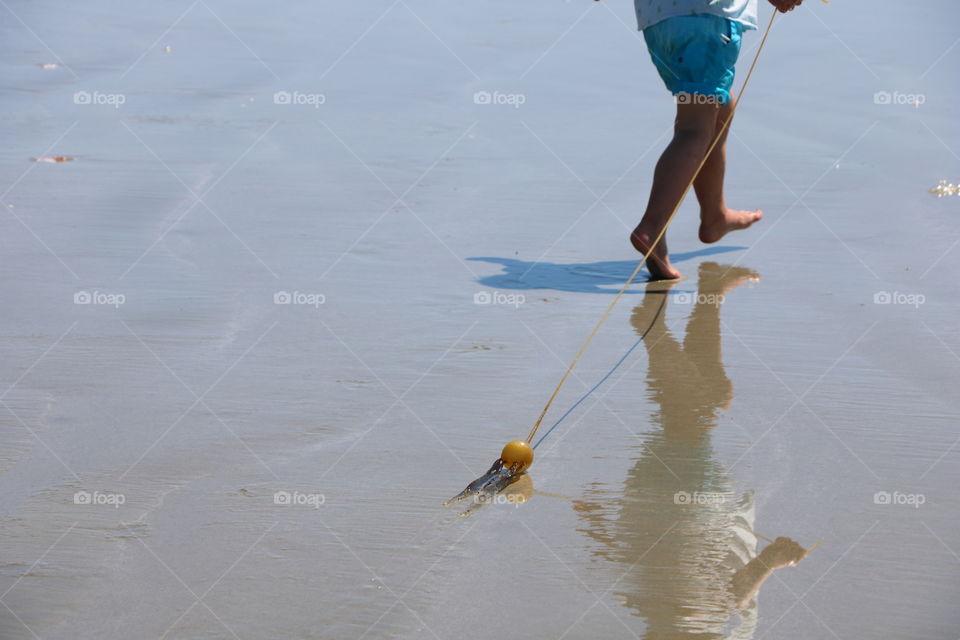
1, 1, 959, 638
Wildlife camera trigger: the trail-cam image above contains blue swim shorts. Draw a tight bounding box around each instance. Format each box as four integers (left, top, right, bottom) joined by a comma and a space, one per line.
643, 14, 743, 105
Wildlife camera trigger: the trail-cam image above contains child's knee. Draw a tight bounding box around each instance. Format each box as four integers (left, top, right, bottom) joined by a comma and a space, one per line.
673, 124, 715, 153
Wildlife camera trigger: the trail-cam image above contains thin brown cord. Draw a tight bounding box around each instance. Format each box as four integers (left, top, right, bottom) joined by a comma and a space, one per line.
526, 10, 779, 443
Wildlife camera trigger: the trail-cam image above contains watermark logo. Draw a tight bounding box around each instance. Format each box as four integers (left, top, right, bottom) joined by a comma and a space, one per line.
675, 93, 722, 106
73, 90, 126, 109
472, 493, 528, 507
473, 290, 525, 308
273, 90, 326, 108
874, 491, 925, 509
274, 291, 325, 308
74, 290, 125, 308
273, 490, 325, 509
873, 291, 925, 308
674, 292, 725, 306
674, 491, 728, 505
473, 90, 526, 109
74, 490, 125, 508
873, 90, 924, 107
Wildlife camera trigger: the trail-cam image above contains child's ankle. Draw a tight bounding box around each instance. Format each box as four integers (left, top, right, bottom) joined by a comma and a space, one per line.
699, 205, 727, 221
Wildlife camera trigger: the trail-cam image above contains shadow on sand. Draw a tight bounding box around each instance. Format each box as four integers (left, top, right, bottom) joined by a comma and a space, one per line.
468, 246, 745, 294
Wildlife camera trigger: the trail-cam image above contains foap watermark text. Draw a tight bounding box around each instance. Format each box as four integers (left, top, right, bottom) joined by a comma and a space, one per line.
873, 90, 925, 107
873, 291, 924, 308
674, 491, 728, 505
675, 93, 723, 106
74, 90, 126, 109
473, 290, 525, 308
74, 490, 125, 508
874, 491, 925, 509
674, 292, 725, 306
273, 490, 325, 509
473, 90, 525, 109
75, 290, 125, 308
274, 90, 326, 108
274, 291, 325, 308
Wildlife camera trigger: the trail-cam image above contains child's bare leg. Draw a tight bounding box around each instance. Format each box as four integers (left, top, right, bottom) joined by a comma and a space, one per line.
693, 93, 763, 244
691, 100, 731, 216
631, 102, 718, 280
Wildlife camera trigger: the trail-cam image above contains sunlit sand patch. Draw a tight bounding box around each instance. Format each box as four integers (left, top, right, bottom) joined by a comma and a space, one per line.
929, 180, 958, 197
31, 156, 74, 163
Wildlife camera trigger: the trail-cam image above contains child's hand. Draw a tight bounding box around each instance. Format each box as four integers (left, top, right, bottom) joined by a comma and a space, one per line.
768, 0, 803, 12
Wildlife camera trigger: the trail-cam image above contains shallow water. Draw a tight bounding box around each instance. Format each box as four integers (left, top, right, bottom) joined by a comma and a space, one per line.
1, 0, 958, 638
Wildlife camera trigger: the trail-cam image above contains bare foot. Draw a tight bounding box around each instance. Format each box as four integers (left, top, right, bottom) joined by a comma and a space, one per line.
630, 227, 681, 281
698, 208, 763, 244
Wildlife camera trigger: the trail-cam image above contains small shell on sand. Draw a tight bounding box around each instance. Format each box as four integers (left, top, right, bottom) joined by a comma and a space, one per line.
929, 180, 958, 197
31, 156, 74, 163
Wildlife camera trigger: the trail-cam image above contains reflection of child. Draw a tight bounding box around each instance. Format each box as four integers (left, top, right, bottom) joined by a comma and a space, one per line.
629, 0, 804, 280
570, 263, 809, 637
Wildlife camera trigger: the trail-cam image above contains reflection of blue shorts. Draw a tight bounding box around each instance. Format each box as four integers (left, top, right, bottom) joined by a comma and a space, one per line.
643, 15, 743, 105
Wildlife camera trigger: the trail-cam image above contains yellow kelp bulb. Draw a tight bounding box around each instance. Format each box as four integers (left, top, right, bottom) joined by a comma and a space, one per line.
500, 440, 534, 472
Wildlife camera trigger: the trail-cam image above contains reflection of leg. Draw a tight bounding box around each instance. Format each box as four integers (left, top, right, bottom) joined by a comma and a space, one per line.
685, 274, 730, 410
631, 285, 678, 359
685, 263, 726, 373
632, 284, 707, 437
685, 296, 723, 377
632, 288, 685, 408
683, 263, 759, 409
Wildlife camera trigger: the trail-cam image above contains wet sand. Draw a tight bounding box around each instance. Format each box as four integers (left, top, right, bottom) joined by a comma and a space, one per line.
2, 1, 959, 638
